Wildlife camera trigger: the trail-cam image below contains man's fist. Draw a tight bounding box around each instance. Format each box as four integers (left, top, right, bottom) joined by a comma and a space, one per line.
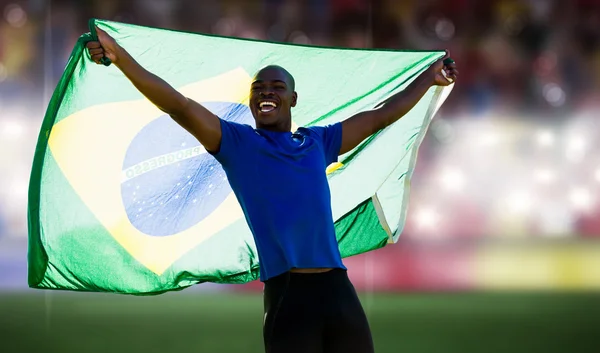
86, 26, 120, 65
427, 51, 459, 87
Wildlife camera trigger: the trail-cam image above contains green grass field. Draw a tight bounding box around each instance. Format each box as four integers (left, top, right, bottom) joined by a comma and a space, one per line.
1, 291, 599, 353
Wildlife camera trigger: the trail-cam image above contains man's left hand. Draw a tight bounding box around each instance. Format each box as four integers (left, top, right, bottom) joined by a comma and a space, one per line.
428, 52, 459, 86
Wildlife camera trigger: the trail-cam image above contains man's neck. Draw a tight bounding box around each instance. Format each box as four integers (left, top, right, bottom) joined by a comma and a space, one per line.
256, 119, 292, 132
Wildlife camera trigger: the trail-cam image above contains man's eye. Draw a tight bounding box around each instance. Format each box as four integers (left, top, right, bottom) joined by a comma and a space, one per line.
275, 85, 285, 90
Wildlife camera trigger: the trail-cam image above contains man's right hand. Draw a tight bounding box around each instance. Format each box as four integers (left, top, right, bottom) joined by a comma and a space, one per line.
86, 26, 120, 65
83, 25, 222, 153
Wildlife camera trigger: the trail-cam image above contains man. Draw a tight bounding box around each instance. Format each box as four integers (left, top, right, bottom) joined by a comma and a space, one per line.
87, 27, 458, 353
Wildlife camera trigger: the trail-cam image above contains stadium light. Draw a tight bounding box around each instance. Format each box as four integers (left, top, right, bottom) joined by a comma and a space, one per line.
4, 4, 28, 28
479, 132, 500, 146
10, 179, 28, 199
415, 207, 440, 230
533, 169, 556, 185
569, 187, 592, 211
289, 31, 311, 45
536, 130, 554, 147
440, 168, 465, 191
507, 191, 532, 214
542, 83, 566, 107
435, 17, 455, 41
565, 135, 586, 163
567, 135, 585, 151
1, 121, 24, 138
430, 119, 455, 144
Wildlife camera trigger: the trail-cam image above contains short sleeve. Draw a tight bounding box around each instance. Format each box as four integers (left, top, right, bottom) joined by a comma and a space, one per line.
304, 122, 343, 165
209, 118, 254, 167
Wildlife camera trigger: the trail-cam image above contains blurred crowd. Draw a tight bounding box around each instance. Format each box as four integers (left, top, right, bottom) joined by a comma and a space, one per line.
1, 0, 599, 239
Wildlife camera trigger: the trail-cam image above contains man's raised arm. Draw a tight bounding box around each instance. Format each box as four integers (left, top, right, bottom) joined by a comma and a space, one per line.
86, 27, 222, 153
339, 55, 458, 155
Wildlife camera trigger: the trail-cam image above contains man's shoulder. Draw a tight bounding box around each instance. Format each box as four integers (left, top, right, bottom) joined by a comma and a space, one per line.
297, 125, 324, 135
210, 119, 259, 162
221, 118, 254, 129
220, 118, 258, 135
297, 122, 342, 138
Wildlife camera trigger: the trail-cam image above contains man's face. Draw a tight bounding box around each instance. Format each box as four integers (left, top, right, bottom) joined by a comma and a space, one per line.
249, 66, 297, 130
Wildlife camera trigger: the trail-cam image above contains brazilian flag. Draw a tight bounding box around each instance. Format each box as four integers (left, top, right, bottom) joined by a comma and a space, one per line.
28, 19, 453, 294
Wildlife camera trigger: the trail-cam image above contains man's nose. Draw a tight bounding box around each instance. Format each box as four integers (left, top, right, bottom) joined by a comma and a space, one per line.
259, 88, 274, 96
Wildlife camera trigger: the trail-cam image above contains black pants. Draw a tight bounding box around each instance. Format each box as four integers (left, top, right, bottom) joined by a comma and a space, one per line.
263, 268, 374, 353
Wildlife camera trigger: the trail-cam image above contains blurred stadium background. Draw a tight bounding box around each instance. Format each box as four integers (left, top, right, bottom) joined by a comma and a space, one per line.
1, 0, 599, 352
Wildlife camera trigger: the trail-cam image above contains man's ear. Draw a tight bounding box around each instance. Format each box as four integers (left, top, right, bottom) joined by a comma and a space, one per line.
291, 92, 298, 107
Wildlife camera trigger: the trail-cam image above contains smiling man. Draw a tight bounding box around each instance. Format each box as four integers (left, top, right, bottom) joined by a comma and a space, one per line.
250, 65, 296, 128
87, 26, 457, 353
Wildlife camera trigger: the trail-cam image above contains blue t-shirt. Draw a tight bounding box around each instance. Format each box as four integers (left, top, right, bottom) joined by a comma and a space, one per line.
211, 119, 346, 281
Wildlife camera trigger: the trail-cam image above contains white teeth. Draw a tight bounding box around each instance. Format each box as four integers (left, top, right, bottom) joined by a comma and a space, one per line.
259, 101, 277, 108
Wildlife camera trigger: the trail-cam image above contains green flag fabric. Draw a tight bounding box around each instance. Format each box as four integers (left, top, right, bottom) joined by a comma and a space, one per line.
28, 19, 453, 294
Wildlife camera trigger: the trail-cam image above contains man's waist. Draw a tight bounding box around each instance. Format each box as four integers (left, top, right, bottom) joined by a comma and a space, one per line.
289, 267, 333, 274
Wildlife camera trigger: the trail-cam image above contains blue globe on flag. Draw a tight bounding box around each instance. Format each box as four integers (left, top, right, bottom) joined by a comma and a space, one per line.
121, 102, 254, 236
